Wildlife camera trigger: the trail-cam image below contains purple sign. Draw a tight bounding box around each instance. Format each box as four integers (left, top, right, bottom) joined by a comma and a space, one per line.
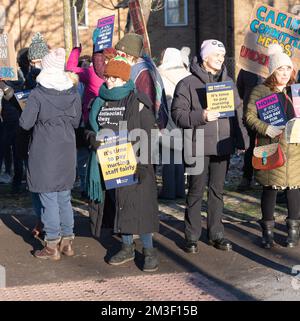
94, 15, 115, 52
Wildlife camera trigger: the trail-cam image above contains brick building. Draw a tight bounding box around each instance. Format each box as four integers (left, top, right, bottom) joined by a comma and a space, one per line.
1, 0, 300, 77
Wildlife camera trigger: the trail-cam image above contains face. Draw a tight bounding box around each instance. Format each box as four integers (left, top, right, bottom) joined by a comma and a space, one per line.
204, 51, 225, 72
105, 76, 126, 89
30, 59, 42, 69
274, 65, 293, 86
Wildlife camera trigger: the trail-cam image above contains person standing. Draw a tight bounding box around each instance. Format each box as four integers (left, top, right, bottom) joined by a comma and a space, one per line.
245, 44, 300, 249
172, 39, 248, 253
19, 48, 82, 260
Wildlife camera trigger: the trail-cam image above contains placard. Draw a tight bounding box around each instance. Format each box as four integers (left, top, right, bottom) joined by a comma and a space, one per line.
94, 15, 115, 52
0, 33, 17, 80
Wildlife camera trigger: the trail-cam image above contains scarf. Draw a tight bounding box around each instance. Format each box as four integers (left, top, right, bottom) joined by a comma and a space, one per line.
86, 80, 135, 202
36, 69, 74, 91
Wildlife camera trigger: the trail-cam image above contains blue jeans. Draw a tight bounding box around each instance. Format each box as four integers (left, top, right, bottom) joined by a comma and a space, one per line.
77, 147, 90, 192
39, 190, 74, 240
122, 233, 153, 249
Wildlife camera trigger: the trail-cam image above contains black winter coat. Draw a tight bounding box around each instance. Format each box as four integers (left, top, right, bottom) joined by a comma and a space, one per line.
88, 91, 159, 237
171, 56, 249, 157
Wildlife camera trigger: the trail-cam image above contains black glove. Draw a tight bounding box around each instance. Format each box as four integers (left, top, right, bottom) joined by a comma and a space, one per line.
85, 130, 100, 151
135, 164, 148, 184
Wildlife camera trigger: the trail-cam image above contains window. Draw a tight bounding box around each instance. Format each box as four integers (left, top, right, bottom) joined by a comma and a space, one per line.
164, 0, 188, 27
71, 0, 89, 28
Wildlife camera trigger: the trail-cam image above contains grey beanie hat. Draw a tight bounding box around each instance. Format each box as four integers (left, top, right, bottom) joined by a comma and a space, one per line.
28, 32, 49, 61
115, 33, 144, 58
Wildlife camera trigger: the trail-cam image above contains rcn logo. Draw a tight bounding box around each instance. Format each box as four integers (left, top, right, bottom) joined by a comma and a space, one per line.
116, 178, 128, 184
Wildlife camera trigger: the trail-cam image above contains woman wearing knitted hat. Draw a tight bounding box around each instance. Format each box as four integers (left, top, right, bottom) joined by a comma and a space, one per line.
19, 48, 82, 260
85, 56, 159, 272
171, 39, 248, 254
246, 44, 300, 249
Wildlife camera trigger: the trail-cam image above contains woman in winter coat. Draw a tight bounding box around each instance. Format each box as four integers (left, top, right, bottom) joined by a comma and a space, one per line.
171, 39, 248, 254
19, 48, 82, 260
246, 44, 300, 249
158, 48, 191, 199
85, 56, 159, 272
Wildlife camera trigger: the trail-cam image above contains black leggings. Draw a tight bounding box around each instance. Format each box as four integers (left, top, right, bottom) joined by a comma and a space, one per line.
261, 187, 300, 221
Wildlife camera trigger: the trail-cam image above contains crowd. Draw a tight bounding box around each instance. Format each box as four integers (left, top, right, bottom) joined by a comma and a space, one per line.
0, 29, 299, 272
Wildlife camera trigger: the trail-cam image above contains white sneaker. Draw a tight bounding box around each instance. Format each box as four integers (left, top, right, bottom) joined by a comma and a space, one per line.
0, 173, 12, 184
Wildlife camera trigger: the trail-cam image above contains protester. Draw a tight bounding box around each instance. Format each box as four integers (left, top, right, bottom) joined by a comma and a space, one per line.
245, 44, 300, 249
85, 56, 159, 272
114, 33, 168, 130
19, 48, 82, 260
158, 47, 191, 199
171, 39, 248, 253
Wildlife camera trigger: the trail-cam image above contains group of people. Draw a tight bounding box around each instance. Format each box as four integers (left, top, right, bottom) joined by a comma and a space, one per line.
1, 29, 300, 273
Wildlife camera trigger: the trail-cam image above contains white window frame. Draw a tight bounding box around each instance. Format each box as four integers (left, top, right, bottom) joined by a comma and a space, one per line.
77, 0, 89, 29
164, 0, 188, 27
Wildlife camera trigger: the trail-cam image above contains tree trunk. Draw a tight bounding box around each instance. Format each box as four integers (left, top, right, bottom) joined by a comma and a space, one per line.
63, 0, 72, 59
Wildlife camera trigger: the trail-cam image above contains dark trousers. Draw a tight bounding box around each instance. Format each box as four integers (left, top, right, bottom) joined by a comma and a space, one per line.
261, 187, 300, 221
243, 128, 256, 181
0, 122, 23, 187
185, 155, 230, 242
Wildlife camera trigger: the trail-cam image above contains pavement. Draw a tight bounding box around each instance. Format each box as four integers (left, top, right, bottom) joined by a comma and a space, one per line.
0, 198, 300, 301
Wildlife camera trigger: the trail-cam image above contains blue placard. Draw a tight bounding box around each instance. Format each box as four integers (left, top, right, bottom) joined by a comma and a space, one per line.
94, 15, 115, 52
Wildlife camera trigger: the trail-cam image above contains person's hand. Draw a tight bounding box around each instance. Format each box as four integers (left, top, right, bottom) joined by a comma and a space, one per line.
203, 110, 220, 122
265, 125, 284, 138
237, 149, 245, 155
85, 130, 100, 151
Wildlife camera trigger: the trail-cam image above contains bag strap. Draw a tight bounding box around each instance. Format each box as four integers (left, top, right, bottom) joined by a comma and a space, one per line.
255, 133, 282, 147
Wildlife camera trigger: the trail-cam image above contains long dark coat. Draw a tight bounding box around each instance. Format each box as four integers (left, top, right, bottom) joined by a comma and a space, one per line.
19, 84, 82, 192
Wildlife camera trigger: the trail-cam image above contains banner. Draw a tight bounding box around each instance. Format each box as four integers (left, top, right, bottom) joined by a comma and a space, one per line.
128, 0, 151, 56
291, 83, 300, 117
96, 131, 138, 190
94, 15, 115, 52
238, 3, 300, 78
206, 81, 235, 118
71, 6, 80, 48
0, 33, 17, 80
255, 93, 287, 126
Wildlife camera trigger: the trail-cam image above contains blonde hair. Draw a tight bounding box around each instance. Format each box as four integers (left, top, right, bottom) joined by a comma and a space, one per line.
66, 71, 79, 86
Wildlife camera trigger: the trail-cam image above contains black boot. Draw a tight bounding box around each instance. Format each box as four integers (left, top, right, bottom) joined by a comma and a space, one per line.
108, 243, 135, 265
143, 248, 158, 272
259, 220, 275, 249
286, 219, 300, 248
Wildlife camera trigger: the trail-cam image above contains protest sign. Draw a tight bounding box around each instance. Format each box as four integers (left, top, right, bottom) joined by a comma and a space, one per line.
14, 90, 31, 110
285, 118, 300, 143
256, 93, 287, 126
238, 4, 300, 78
206, 81, 235, 118
291, 83, 300, 117
0, 33, 17, 80
94, 15, 115, 52
97, 131, 138, 190
71, 6, 80, 48
128, 0, 151, 56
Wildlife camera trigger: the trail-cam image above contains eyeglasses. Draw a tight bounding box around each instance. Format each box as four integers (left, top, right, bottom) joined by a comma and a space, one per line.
105, 76, 117, 83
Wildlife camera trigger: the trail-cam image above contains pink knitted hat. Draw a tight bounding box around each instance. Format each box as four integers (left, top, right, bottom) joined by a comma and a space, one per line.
41, 48, 66, 70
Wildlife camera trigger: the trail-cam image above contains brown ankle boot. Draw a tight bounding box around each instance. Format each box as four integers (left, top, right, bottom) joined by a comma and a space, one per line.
34, 238, 61, 261
59, 236, 75, 256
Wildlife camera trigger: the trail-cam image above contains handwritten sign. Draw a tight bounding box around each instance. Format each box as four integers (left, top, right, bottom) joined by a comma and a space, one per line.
0, 33, 17, 80
94, 15, 115, 52
97, 131, 138, 190
206, 81, 235, 118
238, 4, 300, 78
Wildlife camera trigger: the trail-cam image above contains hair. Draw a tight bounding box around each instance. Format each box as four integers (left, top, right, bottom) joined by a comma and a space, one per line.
264, 68, 296, 91
66, 71, 79, 86
78, 55, 92, 67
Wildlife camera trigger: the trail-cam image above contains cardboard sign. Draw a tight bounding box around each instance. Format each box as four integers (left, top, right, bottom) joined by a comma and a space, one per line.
94, 15, 115, 52
206, 81, 235, 118
285, 118, 300, 143
129, 0, 151, 56
238, 4, 300, 78
14, 90, 31, 110
96, 131, 138, 190
255, 93, 287, 126
0, 33, 17, 80
71, 6, 80, 48
291, 83, 300, 117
